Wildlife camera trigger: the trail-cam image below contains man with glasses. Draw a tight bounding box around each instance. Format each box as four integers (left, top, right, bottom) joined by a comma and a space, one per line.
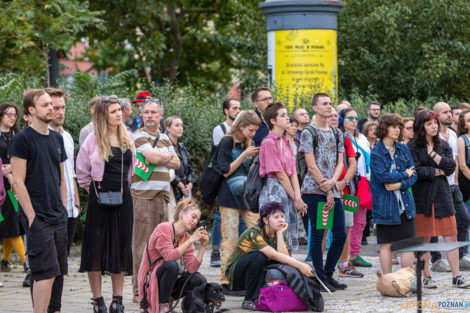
251, 87, 273, 146
357, 101, 381, 132
130, 98, 180, 302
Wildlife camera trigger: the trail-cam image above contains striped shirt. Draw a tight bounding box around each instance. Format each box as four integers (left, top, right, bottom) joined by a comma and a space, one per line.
131, 129, 174, 201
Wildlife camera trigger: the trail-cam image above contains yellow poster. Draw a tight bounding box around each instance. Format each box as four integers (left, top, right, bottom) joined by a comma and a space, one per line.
274, 29, 337, 105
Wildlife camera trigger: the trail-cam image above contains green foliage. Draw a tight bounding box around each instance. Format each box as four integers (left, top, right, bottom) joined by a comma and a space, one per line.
0, 0, 103, 82
86, 0, 267, 93
338, 0, 470, 103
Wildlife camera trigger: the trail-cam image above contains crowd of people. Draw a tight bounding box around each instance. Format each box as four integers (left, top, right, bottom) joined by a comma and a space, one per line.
1, 87, 470, 313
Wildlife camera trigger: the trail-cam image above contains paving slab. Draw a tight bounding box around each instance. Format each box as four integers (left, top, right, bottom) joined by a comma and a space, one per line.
1, 242, 469, 313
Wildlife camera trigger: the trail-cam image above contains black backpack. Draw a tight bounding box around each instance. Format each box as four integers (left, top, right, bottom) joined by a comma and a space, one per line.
199, 123, 228, 204
296, 125, 340, 187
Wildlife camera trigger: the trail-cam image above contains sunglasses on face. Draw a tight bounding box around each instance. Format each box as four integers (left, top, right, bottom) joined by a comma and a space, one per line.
344, 116, 359, 121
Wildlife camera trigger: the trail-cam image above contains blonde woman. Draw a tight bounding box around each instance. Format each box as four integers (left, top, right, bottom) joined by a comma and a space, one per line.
214, 110, 261, 293
77, 95, 136, 313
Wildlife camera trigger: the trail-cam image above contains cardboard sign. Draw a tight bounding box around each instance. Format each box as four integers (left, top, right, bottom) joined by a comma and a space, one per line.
316, 202, 334, 229
342, 194, 360, 213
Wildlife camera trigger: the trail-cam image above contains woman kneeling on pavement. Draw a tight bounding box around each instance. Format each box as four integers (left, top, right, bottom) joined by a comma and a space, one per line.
225, 201, 315, 311
138, 198, 209, 313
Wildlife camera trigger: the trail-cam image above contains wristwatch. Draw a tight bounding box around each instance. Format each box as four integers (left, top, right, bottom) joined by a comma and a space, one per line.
75, 205, 82, 210
344, 178, 350, 185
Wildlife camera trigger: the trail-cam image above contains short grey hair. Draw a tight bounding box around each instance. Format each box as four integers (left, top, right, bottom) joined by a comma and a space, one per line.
143, 99, 164, 114
119, 98, 131, 110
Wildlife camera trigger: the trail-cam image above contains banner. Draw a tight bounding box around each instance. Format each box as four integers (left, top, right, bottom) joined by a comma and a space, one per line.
134, 152, 155, 181
274, 29, 337, 105
316, 202, 335, 230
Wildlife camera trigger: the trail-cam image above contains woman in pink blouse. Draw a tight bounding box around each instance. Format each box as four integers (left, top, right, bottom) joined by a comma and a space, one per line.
259, 102, 308, 251
138, 198, 209, 313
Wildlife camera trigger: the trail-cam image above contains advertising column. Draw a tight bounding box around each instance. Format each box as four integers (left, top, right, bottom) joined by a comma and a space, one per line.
260, 0, 343, 105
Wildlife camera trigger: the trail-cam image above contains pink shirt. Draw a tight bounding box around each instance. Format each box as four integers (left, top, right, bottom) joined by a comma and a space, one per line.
259, 130, 296, 178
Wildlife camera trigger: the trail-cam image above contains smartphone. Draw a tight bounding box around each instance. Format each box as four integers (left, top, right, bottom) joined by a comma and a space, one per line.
196, 220, 206, 229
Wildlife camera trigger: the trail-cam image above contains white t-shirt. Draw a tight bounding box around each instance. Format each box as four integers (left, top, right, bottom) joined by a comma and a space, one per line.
212, 122, 231, 145
439, 128, 458, 185
348, 133, 371, 179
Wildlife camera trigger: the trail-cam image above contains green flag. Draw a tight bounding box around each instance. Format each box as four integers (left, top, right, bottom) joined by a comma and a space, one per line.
316, 202, 335, 230
7, 190, 18, 212
342, 194, 360, 213
0, 212, 4, 223
134, 152, 155, 181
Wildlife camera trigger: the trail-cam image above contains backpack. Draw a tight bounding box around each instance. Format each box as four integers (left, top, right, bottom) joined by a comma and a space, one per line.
243, 137, 273, 213
296, 125, 340, 187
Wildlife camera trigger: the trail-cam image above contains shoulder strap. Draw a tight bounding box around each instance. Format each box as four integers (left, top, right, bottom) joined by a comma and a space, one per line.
152, 134, 161, 148
220, 123, 227, 135
304, 125, 317, 152
462, 135, 470, 147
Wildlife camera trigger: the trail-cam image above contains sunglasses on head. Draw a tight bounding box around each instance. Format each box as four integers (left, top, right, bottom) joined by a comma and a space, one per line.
101, 95, 118, 102
144, 97, 161, 103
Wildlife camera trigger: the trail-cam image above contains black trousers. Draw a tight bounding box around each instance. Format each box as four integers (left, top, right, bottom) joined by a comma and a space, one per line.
156, 261, 206, 303
47, 217, 78, 313
232, 251, 268, 301
431, 185, 470, 263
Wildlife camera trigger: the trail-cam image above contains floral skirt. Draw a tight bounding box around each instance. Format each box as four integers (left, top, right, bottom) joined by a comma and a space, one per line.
259, 178, 298, 251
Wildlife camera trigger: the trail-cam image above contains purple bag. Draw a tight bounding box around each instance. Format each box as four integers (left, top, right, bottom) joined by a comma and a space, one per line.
255, 284, 308, 312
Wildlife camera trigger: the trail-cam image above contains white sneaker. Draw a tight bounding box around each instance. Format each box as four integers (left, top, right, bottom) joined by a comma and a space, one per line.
0, 282, 3, 288
431, 259, 451, 272
423, 277, 437, 288
459, 255, 470, 270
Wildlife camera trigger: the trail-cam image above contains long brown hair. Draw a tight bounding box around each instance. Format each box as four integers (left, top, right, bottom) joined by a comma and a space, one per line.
457, 110, 470, 137
225, 110, 260, 147
93, 96, 133, 160
0, 103, 20, 132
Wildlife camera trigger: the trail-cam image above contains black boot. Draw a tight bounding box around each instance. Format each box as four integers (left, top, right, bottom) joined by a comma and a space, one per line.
109, 295, 124, 313
91, 297, 107, 313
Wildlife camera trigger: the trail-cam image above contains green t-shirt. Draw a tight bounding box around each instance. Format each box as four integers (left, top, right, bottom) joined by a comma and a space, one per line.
225, 225, 289, 286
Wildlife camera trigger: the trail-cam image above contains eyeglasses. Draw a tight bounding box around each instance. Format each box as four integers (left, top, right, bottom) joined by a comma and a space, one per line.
3, 112, 17, 119
144, 97, 161, 103
257, 97, 272, 102
101, 95, 118, 102
344, 116, 359, 121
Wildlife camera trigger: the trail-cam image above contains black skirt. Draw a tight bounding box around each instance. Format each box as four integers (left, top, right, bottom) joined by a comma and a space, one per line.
79, 148, 133, 275
376, 213, 416, 244
0, 178, 23, 239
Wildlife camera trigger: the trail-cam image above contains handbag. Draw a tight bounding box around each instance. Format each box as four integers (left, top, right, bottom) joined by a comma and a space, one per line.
93, 151, 124, 209
356, 175, 372, 210
255, 284, 308, 312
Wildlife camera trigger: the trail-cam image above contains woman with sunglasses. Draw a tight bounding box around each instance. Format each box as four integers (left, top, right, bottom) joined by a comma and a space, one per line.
339, 108, 372, 268
0, 103, 26, 273
408, 110, 470, 288
77, 95, 137, 312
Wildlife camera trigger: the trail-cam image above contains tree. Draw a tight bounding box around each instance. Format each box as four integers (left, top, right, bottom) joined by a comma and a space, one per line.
86, 0, 267, 93
0, 0, 103, 86
338, 0, 470, 102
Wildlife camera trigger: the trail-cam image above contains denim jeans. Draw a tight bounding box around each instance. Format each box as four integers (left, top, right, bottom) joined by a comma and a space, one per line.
302, 194, 346, 277
211, 208, 247, 249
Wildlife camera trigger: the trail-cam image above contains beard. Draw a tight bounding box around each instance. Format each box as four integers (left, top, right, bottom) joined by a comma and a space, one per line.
37, 115, 53, 124
51, 119, 63, 127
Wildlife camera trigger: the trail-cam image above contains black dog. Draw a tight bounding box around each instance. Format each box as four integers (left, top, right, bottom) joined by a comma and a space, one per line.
182, 282, 228, 313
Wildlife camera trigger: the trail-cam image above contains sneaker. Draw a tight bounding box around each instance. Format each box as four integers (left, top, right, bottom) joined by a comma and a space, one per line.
317, 276, 336, 293
431, 259, 451, 272
242, 299, 258, 311
322, 274, 347, 290
459, 255, 470, 270
23, 270, 32, 288
210, 250, 221, 267
1, 260, 11, 272
222, 283, 245, 297
452, 275, 470, 288
305, 254, 312, 262
349, 255, 372, 267
338, 264, 364, 278
423, 277, 437, 289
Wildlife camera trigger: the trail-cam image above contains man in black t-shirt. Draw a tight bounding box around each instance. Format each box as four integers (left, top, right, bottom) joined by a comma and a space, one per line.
10, 89, 67, 313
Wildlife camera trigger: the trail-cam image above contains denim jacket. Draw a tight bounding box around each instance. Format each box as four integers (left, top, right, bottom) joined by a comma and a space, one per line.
370, 140, 417, 225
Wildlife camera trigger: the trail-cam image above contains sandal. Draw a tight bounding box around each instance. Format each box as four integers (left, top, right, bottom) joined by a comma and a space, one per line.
109, 295, 124, 313
241, 299, 258, 311
91, 297, 107, 313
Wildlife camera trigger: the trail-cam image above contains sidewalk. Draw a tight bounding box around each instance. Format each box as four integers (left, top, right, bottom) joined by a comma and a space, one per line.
1, 238, 469, 312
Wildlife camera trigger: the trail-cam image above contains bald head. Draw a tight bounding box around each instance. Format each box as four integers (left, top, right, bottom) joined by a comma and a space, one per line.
336, 103, 349, 114
434, 102, 452, 126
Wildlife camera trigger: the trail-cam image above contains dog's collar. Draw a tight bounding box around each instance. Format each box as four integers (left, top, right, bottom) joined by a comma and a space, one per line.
193, 296, 206, 310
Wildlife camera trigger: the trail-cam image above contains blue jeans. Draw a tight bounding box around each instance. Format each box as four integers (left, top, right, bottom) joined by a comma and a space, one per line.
302, 194, 346, 277
211, 208, 247, 249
